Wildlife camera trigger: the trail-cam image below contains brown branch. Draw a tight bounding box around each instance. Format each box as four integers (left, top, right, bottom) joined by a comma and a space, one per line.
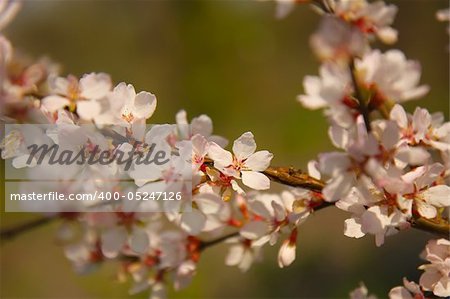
199, 232, 240, 251
349, 59, 371, 132
263, 166, 325, 192
265, 165, 449, 239
0, 216, 55, 241
1, 165, 449, 242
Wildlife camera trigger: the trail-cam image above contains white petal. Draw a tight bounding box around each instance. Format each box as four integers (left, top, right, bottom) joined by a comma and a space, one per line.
101, 226, 127, 258
361, 206, 388, 234
322, 174, 353, 202
377, 27, 398, 44
307, 160, 321, 179
241, 171, 270, 190
421, 185, 450, 207
180, 209, 206, 235
244, 150, 273, 171
129, 228, 149, 254
433, 277, 450, 297
240, 221, 268, 240
278, 240, 296, 268
390, 104, 408, 128
382, 121, 400, 150
329, 125, 349, 149
232, 132, 256, 160
344, 218, 365, 238
76, 100, 101, 120
134, 91, 157, 119
207, 142, 233, 169
191, 114, 213, 137
419, 271, 441, 292
388, 287, 413, 299
12, 154, 36, 168
41, 95, 70, 112
79, 72, 111, 99
225, 245, 244, 266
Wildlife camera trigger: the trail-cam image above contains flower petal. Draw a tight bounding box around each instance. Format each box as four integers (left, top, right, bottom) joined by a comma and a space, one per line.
241, 171, 270, 190
232, 132, 256, 160
245, 150, 273, 172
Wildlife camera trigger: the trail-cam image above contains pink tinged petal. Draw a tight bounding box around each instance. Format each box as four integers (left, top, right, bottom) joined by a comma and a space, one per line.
76, 100, 101, 120
174, 261, 196, 291
150, 282, 167, 299
433, 277, 450, 297
307, 160, 321, 179
297, 76, 327, 109
232, 132, 256, 160
361, 206, 388, 235
41, 95, 70, 112
245, 150, 273, 172
194, 193, 223, 214
329, 125, 349, 149
402, 85, 429, 101
421, 185, 450, 207
134, 91, 157, 119
49, 76, 70, 95
390, 104, 408, 128
436, 238, 450, 246
79, 72, 112, 100
238, 249, 255, 272
415, 201, 437, 219
419, 270, 441, 292
207, 142, 233, 169
231, 180, 245, 194
240, 221, 268, 240
322, 174, 353, 202
129, 162, 163, 187
344, 218, 365, 238
395, 147, 430, 166
180, 209, 206, 235
241, 171, 270, 190
377, 27, 398, 44
382, 121, 400, 150
129, 228, 149, 254
110, 82, 135, 110
375, 232, 385, 247
401, 166, 426, 184
12, 154, 36, 168
428, 140, 450, 151
208, 135, 228, 148
318, 152, 351, 176
101, 226, 127, 258
413, 107, 431, 141
191, 115, 213, 137
388, 287, 413, 299
191, 134, 209, 157
271, 200, 286, 222
278, 239, 296, 268
225, 245, 245, 266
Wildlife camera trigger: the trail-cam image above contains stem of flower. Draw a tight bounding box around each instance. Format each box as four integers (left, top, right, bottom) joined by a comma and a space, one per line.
349, 59, 371, 132
199, 232, 240, 251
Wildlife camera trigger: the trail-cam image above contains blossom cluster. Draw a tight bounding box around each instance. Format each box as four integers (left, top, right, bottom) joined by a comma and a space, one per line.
0, 1, 449, 298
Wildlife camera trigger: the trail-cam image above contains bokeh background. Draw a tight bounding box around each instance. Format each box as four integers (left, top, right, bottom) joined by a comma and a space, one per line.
1, 0, 448, 298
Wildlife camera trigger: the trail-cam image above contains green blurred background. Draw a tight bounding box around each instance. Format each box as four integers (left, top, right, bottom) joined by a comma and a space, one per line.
1, 0, 448, 298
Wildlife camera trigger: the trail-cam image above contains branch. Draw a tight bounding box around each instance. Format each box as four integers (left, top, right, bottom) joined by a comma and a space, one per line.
349, 58, 371, 132
265, 165, 449, 238
200, 232, 240, 251
1, 165, 449, 242
263, 166, 325, 192
0, 216, 55, 241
